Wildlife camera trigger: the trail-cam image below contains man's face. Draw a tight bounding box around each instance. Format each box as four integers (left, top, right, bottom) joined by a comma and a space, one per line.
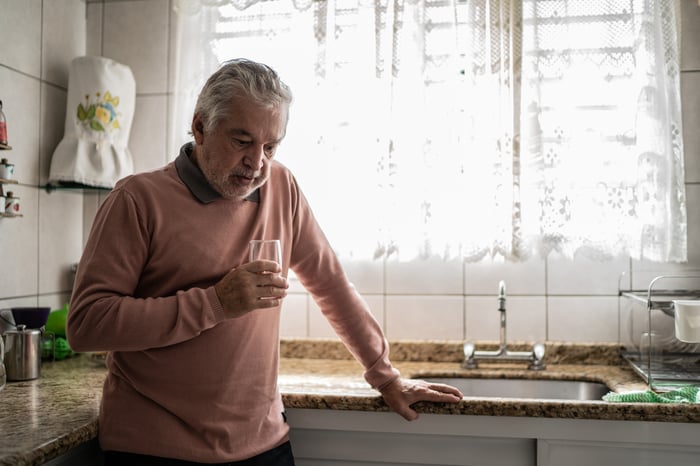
192, 95, 288, 200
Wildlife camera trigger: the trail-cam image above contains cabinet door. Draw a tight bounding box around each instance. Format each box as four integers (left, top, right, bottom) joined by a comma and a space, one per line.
288, 410, 535, 466
538, 439, 700, 466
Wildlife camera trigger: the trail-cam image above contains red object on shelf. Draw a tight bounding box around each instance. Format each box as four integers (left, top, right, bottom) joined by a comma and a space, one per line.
0, 100, 8, 146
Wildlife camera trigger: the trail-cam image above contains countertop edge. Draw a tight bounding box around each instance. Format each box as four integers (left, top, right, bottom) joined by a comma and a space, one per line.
0, 421, 97, 466
4, 340, 699, 465
280, 393, 700, 423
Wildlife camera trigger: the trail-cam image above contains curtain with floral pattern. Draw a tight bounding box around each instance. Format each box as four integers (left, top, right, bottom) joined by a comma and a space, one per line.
171, 0, 686, 263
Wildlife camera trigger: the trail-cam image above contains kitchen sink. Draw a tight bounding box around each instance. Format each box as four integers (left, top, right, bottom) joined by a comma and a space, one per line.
416, 377, 610, 401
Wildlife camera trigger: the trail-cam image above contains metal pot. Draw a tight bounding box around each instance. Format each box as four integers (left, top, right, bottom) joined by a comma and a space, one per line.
3, 325, 42, 381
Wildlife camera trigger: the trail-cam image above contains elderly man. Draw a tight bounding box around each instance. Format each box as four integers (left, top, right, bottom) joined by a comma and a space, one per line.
67, 58, 461, 466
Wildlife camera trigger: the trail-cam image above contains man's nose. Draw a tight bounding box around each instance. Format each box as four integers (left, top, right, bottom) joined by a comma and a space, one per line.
243, 145, 265, 169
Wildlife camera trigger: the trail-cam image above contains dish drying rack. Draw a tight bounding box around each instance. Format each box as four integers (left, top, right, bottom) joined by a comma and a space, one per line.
619, 273, 700, 391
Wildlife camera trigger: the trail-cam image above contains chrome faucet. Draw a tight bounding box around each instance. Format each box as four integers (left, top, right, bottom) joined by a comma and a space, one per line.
462, 280, 546, 370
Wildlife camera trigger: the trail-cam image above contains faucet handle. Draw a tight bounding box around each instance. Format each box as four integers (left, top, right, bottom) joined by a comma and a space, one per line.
461, 341, 478, 369
529, 342, 546, 370
463, 341, 475, 358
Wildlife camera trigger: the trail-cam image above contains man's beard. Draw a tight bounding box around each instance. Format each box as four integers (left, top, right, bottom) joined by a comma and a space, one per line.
205, 166, 268, 200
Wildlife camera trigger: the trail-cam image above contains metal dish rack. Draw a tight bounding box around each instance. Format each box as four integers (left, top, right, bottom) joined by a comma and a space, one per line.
619, 274, 700, 391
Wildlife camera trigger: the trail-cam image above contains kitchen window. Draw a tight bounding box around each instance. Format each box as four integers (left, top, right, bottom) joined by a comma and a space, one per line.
171, 0, 686, 263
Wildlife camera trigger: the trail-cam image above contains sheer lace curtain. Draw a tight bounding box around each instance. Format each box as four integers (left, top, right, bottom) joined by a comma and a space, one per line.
171, 0, 686, 263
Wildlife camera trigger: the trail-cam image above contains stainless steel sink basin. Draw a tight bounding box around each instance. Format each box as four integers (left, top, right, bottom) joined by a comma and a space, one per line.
418, 377, 610, 401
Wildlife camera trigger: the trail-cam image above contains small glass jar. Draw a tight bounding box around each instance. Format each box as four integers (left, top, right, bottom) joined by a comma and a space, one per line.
4, 191, 19, 214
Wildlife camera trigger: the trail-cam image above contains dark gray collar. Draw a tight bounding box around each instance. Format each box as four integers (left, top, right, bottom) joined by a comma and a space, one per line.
175, 142, 259, 203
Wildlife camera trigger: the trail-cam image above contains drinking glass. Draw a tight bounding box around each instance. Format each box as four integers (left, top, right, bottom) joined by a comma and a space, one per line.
249, 239, 282, 269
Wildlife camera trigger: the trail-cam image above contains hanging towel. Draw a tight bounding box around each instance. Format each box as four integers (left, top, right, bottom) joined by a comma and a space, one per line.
49, 56, 135, 189
603, 386, 700, 403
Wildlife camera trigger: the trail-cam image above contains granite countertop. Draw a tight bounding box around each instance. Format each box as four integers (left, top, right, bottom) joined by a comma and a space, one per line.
1, 338, 699, 465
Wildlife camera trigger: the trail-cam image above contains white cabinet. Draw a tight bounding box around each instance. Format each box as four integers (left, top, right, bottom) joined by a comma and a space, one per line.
287, 409, 536, 466
286, 409, 700, 466
535, 417, 700, 466
538, 439, 700, 466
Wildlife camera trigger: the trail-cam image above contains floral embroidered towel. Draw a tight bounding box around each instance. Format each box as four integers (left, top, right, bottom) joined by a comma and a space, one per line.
49, 56, 135, 189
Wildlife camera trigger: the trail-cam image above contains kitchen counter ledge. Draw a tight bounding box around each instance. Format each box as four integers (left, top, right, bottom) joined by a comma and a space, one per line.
1, 339, 697, 465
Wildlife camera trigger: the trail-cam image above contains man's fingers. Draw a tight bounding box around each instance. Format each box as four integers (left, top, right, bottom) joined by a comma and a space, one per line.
255, 284, 288, 300
247, 259, 282, 274
426, 383, 463, 399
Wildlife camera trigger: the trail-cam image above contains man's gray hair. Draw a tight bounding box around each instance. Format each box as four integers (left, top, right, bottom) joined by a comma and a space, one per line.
194, 58, 293, 133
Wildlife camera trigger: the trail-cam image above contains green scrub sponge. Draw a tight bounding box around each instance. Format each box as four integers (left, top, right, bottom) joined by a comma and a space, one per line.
603, 386, 699, 403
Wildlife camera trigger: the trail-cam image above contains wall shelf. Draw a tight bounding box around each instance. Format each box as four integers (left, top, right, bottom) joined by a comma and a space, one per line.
42, 183, 111, 193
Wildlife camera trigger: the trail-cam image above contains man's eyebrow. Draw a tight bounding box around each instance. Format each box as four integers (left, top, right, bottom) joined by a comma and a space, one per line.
227, 128, 283, 145
228, 128, 252, 138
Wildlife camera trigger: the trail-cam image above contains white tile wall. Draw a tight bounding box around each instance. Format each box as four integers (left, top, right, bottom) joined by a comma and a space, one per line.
547, 253, 630, 295
100, 0, 170, 95
340, 258, 384, 294
42, 0, 87, 88
0, 0, 42, 77
465, 258, 546, 295
130, 95, 169, 172
386, 257, 463, 295
40, 83, 71, 186
86, 2, 104, 57
548, 296, 620, 343
38, 190, 84, 295
466, 296, 547, 342
1, 0, 699, 347
280, 293, 308, 338
0, 0, 85, 315
0, 67, 41, 184
386, 295, 463, 340
309, 295, 385, 340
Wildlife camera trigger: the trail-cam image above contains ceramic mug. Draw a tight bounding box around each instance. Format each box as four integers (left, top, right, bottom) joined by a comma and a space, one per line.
0, 195, 5, 214
0, 160, 14, 180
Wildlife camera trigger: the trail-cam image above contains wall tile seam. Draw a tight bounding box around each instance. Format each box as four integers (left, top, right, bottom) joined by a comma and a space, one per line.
0, 291, 70, 300
136, 92, 172, 98
0, 65, 49, 84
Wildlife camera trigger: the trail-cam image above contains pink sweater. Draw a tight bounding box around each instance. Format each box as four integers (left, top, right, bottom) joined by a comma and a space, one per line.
67, 146, 399, 462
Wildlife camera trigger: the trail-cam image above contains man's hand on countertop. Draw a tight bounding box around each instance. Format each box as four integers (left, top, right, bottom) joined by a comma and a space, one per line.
379, 377, 463, 421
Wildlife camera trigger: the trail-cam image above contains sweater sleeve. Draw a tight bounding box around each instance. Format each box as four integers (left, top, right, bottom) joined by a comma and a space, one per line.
67, 186, 226, 352
286, 175, 400, 390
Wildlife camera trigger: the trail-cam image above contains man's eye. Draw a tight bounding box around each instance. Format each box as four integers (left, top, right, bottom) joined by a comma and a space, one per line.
264, 145, 277, 159
233, 139, 250, 147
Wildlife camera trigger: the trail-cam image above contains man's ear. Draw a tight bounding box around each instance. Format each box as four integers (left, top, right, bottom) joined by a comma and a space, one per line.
192, 114, 205, 142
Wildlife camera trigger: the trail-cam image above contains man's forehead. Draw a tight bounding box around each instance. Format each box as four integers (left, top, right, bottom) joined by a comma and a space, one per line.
222, 104, 288, 141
